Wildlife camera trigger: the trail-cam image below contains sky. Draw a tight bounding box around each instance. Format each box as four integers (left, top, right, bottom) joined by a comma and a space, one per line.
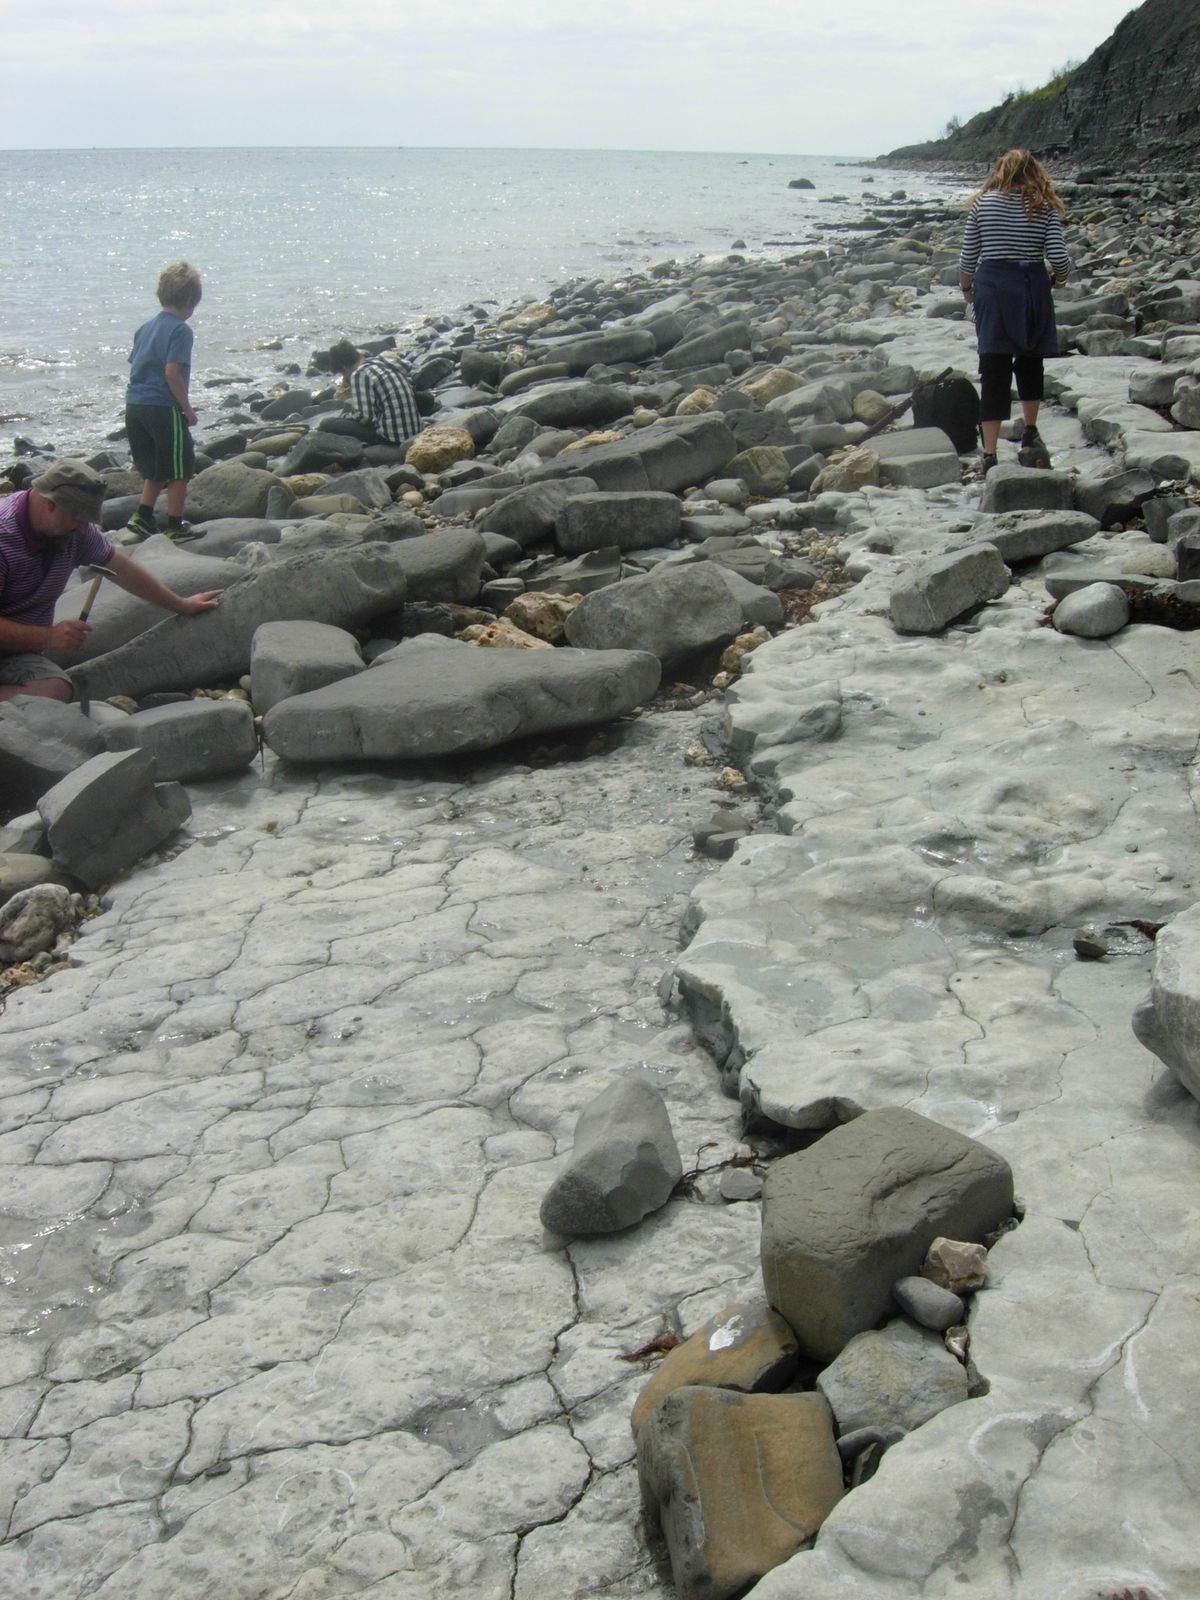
1, 0, 1140, 155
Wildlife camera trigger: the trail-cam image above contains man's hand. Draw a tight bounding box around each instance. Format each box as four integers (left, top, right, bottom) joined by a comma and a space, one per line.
46, 619, 89, 650
183, 404, 198, 426
174, 589, 222, 616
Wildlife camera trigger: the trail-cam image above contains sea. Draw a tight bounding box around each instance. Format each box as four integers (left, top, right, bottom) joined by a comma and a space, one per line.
0, 147, 963, 460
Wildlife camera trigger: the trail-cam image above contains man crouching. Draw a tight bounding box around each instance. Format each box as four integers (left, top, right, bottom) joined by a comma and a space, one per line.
0, 460, 222, 703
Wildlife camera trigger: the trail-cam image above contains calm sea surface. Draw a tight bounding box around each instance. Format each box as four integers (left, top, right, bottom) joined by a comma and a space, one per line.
0, 147, 958, 456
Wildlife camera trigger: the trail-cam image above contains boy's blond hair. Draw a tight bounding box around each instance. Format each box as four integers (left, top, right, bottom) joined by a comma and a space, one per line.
157, 261, 203, 311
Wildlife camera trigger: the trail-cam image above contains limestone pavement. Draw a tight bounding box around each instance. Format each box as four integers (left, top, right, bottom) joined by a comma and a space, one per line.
0, 710, 752, 1599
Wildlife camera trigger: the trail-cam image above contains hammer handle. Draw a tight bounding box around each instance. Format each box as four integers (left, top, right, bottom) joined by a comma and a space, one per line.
78, 573, 104, 623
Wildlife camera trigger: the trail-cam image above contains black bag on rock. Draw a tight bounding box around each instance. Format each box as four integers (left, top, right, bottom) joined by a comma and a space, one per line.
912, 375, 981, 454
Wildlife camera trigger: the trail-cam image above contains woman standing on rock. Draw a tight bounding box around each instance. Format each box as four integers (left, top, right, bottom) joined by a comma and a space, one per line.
958, 149, 1070, 474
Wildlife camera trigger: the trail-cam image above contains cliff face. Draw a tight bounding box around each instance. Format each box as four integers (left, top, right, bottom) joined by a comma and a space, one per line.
885, 0, 1200, 168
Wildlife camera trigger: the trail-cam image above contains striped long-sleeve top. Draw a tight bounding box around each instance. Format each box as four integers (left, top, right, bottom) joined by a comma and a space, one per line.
959, 191, 1071, 279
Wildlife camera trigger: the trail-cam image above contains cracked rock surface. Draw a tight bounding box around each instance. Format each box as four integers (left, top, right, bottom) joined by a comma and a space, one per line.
676, 310, 1200, 1600
0, 711, 751, 1599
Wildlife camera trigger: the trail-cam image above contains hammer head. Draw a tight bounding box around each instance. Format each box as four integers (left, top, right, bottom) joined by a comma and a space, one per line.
82, 564, 118, 579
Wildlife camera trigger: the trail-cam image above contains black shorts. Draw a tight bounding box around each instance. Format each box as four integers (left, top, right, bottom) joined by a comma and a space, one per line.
125, 403, 195, 482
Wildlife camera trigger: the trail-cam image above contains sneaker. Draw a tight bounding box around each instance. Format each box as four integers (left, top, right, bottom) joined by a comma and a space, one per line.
1018, 427, 1051, 468
126, 509, 158, 540
162, 521, 195, 541
981, 452, 998, 476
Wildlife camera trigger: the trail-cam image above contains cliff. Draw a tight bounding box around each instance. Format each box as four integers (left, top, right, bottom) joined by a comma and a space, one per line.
884, 0, 1200, 169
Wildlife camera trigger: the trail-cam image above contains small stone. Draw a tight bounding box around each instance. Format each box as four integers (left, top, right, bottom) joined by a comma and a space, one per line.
716, 767, 748, 792
1074, 932, 1109, 960
893, 1274, 965, 1332
719, 1168, 763, 1202
921, 1237, 988, 1294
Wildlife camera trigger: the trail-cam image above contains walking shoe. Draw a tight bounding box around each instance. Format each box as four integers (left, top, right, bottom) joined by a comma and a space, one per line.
126, 508, 158, 540
162, 520, 195, 541
980, 452, 998, 477
1018, 427, 1051, 468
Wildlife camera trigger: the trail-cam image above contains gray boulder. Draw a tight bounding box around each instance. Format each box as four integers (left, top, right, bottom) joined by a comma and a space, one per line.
263, 639, 660, 763
890, 544, 1011, 634
1052, 582, 1130, 638
712, 566, 785, 628
526, 414, 737, 495
99, 699, 259, 780
724, 446, 791, 497
979, 464, 1075, 514
535, 328, 657, 372
0, 883, 75, 964
186, 461, 283, 522
69, 545, 413, 702
760, 1107, 1014, 1361
1073, 469, 1157, 529
873, 427, 961, 489
183, 520, 284, 558
816, 1319, 969, 1437
564, 562, 743, 667
660, 320, 753, 372
477, 478, 599, 549
539, 1076, 682, 1235
0, 698, 107, 812
1133, 901, 1200, 1103
37, 749, 191, 891
529, 547, 623, 597
251, 621, 365, 713
282, 431, 365, 474
52, 539, 244, 664
556, 491, 681, 555
503, 381, 637, 429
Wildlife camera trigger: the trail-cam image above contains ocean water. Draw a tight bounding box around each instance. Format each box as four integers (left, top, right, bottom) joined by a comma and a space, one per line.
0, 147, 959, 457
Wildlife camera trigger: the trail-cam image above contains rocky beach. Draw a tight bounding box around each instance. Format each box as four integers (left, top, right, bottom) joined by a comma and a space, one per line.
2, 160, 1200, 1600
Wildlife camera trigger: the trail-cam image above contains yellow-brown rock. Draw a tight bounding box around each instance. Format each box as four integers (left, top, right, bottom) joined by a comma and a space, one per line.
561, 430, 623, 455
460, 618, 552, 650
739, 368, 801, 405
675, 387, 718, 416
852, 389, 893, 424
631, 1302, 799, 1433
718, 628, 770, 675
405, 425, 476, 474
811, 446, 880, 493
636, 1387, 844, 1600
503, 591, 582, 643
282, 473, 331, 498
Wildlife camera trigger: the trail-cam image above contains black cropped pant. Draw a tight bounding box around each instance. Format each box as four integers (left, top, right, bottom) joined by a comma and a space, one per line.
978, 351, 1044, 423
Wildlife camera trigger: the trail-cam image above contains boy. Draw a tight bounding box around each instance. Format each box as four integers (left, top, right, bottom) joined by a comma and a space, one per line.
125, 262, 202, 540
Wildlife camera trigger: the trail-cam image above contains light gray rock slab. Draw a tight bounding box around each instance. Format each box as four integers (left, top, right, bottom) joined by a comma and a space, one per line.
539, 1075, 682, 1235
68, 545, 413, 702
965, 508, 1099, 564
263, 641, 660, 762
37, 749, 191, 890
526, 415, 737, 496
250, 621, 365, 714
816, 1319, 969, 1435
99, 699, 259, 780
889, 543, 1010, 634
564, 562, 743, 667
979, 464, 1075, 513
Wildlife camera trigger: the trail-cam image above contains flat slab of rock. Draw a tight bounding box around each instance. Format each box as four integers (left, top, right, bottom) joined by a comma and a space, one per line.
539, 1075, 681, 1236
873, 427, 961, 489
637, 1386, 843, 1600
68, 545, 415, 702
526, 415, 737, 496
760, 1108, 1014, 1361
37, 749, 191, 891
968, 508, 1099, 564
564, 562, 743, 667
263, 639, 660, 762
476, 478, 598, 549
631, 1302, 798, 1432
250, 621, 365, 713
979, 464, 1076, 514
1133, 900, 1200, 1102
890, 544, 1010, 634
99, 700, 259, 781
816, 1319, 969, 1436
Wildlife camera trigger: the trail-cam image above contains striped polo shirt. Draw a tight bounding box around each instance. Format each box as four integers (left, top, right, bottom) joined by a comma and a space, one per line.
347, 353, 422, 446
959, 191, 1071, 278
0, 490, 115, 636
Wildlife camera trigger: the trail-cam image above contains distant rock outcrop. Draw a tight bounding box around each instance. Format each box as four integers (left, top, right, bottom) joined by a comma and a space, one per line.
884, 0, 1200, 169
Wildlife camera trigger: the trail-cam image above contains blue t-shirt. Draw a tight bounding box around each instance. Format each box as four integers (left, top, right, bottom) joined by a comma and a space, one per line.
126, 311, 194, 406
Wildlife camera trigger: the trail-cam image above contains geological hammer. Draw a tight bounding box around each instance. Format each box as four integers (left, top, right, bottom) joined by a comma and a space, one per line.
78, 564, 117, 623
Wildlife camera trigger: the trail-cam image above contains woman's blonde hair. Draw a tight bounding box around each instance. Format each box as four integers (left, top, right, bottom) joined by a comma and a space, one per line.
156, 261, 203, 310
969, 149, 1065, 218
